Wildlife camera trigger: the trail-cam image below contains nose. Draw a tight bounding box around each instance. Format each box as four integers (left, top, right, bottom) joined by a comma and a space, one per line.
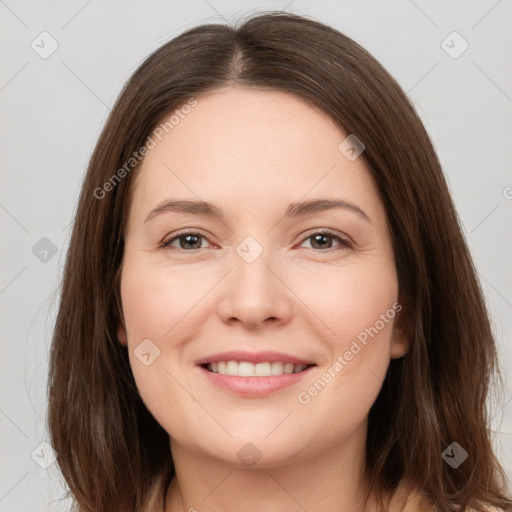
216, 244, 293, 329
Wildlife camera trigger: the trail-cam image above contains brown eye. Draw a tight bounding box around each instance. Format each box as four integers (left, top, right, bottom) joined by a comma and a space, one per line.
299, 231, 352, 251
162, 232, 209, 250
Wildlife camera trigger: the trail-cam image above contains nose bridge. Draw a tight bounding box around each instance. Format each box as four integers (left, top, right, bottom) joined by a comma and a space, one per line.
233, 234, 277, 299
216, 234, 292, 326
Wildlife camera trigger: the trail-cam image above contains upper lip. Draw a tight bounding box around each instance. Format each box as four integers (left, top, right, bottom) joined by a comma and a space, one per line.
195, 350, 316, 366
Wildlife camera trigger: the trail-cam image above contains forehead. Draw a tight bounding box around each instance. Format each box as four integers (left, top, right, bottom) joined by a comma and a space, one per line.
138, 86, 345, 173
128, 87, 384, 225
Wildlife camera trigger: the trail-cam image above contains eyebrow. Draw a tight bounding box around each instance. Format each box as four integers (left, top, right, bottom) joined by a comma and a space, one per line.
144, 198, 372, 224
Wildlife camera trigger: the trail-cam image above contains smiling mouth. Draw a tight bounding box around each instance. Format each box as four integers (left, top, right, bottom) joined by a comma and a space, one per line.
201, 361, 316, 377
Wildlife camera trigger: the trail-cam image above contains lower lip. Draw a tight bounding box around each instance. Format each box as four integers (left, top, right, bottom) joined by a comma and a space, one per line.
197, 365, 316, 397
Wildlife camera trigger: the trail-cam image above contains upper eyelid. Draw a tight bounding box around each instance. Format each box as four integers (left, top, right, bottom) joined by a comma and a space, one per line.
161, 229, 213, 248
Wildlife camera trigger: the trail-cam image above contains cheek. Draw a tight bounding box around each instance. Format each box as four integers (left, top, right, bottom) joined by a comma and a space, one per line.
121, 258, 214, 342
294, 261, 398, 349
119, 258, 217, 408
120, 261, 207, 438
291, 261, 399, 415
309, 270, 398, 402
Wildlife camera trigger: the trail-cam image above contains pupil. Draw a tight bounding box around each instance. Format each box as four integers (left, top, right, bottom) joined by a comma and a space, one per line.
182, 234, 201, 249
311, 234, 331, 249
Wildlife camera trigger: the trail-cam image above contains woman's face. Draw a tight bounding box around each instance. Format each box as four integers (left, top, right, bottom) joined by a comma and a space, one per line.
118, 86, 408, 468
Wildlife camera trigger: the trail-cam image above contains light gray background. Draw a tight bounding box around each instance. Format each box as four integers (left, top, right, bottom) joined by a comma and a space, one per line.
1, 1, 511, 510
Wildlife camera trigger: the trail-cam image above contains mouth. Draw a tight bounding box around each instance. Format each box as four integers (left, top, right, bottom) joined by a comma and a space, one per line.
201, 361, 317, 377
194, 351, 317, 396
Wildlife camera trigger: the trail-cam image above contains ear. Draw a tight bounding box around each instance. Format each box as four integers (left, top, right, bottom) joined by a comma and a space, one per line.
390, 335, 410, 359
389, 300, 411, 360
114, 283, 127, 347
117, 322, 128, 347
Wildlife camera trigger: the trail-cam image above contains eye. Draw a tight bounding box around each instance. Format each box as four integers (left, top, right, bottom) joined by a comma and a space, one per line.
161, 229, 352, 252
161, 231, 212, 251
298, 230, 352, 252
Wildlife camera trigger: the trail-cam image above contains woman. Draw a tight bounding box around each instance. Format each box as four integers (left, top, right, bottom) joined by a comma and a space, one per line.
48, 11, 512, 512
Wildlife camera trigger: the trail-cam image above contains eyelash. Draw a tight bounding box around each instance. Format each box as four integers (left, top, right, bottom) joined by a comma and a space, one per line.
160, 229, 353, 253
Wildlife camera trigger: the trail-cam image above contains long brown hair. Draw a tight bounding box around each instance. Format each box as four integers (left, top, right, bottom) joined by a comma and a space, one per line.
48, 11, 512, 512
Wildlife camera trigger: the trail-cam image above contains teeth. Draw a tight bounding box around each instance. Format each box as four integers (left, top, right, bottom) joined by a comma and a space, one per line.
271, 362, 284, 375
240, 361, 256, 376
226, 361, 238, 375
206, 360, 309, 376
254, 362, 270, 376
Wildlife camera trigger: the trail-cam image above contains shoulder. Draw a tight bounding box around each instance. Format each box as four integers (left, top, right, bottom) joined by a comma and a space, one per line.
387, 480, 433, 511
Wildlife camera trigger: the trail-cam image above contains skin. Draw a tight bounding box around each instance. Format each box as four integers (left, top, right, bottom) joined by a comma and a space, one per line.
117, 86, 414, 512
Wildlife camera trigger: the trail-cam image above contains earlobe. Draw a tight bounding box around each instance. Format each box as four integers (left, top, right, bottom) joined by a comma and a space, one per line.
390, 296, 411, 359
117, 323, 128, 347
390, 337, 410, 359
